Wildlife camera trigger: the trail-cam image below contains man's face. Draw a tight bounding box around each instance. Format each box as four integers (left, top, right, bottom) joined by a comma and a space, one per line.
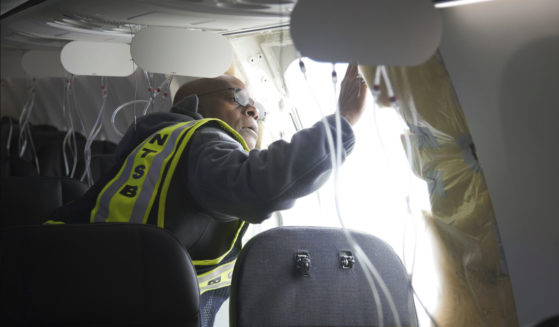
197, 77, 260, 149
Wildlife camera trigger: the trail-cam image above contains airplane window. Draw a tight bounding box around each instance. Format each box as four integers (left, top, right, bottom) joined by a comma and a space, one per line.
241, 58, 441, 326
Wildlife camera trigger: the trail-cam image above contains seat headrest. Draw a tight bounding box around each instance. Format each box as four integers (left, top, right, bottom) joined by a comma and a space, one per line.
0, 176, 88, 227
0, 157, 38, 177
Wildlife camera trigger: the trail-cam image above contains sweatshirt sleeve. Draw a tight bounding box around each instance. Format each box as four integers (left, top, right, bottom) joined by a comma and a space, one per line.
186, 115, 355, 223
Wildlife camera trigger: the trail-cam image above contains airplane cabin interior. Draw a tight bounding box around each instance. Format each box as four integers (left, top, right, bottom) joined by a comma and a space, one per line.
1, 0, 558, 326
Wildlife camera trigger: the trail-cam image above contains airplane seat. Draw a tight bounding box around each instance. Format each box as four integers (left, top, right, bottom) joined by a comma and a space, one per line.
36, 133, 86, 178
0, 117, 19, 159
31, 124, 59, 133
530, 315, 559, 327
88, 140, 118, 183
90, 153, 116, 182
0, 118, 37, 163
0, 157, 38, 177
0, 224, 201, 327
91, 140, 117, 155
30, 124, 62, 152
0, 176, 88, 227
230, 226, 418, 327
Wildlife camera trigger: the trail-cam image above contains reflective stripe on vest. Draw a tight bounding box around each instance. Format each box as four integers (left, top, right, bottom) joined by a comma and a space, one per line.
90, 118, 250, 294
198, 260, 237, 295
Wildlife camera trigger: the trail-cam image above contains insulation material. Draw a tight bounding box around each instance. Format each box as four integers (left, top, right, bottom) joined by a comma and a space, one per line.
361, 56, 518, 327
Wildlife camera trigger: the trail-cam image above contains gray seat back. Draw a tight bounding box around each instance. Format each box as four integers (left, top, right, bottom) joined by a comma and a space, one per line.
230, 226, 417, 327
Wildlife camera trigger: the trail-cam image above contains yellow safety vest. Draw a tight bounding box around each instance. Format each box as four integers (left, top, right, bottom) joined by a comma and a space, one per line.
90, 118, 249, 295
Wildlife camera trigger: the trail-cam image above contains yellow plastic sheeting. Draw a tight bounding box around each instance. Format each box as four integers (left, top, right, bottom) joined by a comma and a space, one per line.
361, 56, 518, 327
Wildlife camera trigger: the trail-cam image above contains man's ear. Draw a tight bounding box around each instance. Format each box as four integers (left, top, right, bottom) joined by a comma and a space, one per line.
170, 94, 200, 116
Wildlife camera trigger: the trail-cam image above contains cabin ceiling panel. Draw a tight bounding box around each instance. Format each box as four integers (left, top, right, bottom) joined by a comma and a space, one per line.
1, 0, 291, 51
1, 0, 33, 16
0, 49, 26, 78
124, 11, 277, 32
57, 0, 290, 32
22, 49, 67, 78
7, 16, 69, 38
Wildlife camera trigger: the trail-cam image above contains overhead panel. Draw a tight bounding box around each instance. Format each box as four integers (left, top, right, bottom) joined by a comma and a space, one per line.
21, 50, 67, 78
61, 41, 136, 76
130, 27, 232, 77
290, 0, 442, 66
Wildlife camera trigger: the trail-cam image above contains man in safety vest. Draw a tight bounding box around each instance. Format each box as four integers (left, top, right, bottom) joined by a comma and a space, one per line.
47, 63, 367, 327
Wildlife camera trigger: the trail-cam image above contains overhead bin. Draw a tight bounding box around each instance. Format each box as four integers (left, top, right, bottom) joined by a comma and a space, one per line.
130, 27, 233, 77
61, 41, 137, 76
290, 0, 442, 66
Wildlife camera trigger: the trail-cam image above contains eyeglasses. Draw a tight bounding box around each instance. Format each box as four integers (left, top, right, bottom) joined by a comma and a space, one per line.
198, 87, 267, 122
